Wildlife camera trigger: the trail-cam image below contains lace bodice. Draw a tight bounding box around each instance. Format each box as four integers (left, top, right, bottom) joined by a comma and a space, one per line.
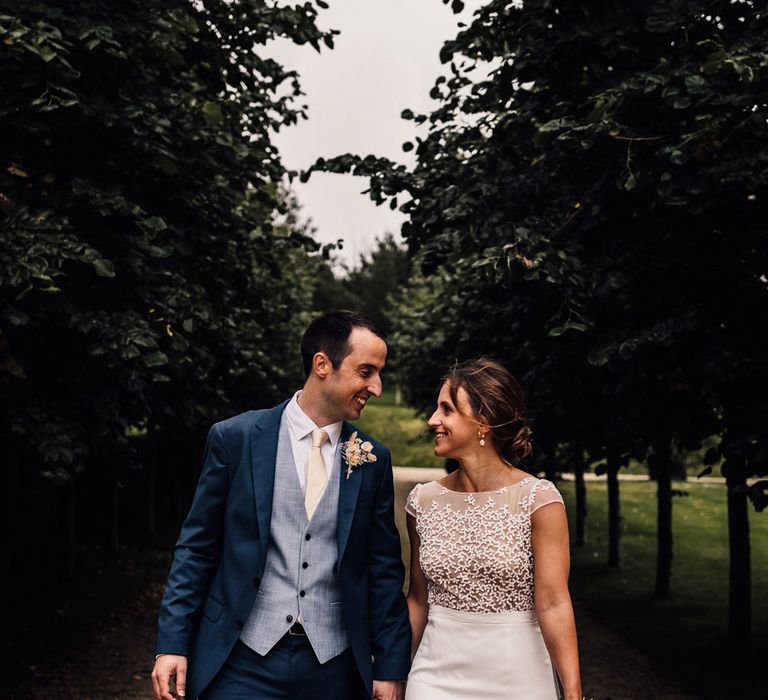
406, 477, 564, 613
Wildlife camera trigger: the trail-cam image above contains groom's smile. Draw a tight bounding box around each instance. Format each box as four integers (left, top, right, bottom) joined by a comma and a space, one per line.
323, 327, 387, 422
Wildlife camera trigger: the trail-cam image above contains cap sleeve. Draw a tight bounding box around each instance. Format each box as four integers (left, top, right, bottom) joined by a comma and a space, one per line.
530, 478, 565, 513
405, 483, 423, 517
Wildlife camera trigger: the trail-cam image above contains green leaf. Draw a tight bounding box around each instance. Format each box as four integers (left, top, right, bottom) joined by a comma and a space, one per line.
548, 321, 589, 337
538, 118, 574, 133
5, 309, 30, 325
669, 150, 687, 165
144, 216, 167, 231
587, 346, 612, 367
175, 12, 199, 34
143, 351, 168, 367
586, 99, 607, 123
38, 45, 57, 62
202, 101, 223, 125
90, 258, 116, 278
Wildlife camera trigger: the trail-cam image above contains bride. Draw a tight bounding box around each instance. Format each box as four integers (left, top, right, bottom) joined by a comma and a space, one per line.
404, 358, 582, 700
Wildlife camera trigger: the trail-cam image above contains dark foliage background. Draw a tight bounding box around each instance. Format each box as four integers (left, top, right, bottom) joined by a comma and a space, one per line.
0, 1, 339, 682
310, 0, 768, 649
3, 0, 768, 697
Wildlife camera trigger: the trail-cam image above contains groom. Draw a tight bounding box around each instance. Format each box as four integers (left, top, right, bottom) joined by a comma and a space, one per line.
152, 311, 411, 699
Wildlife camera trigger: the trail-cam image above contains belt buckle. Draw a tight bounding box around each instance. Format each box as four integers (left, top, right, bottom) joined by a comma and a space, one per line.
288, 623, 306, 637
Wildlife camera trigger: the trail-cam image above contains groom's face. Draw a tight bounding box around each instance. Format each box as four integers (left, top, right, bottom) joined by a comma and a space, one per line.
324, 327, 387, 422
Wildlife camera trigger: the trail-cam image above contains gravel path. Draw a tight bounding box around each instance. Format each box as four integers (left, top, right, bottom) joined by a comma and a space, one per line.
7, 468, 701, 700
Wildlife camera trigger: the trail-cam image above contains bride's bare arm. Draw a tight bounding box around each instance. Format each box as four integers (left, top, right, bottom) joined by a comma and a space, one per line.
405, 513, 429, 658
532, 503, 582, 700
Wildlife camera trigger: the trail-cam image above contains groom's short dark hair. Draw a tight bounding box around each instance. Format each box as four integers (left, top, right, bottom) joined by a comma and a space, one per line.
301, 311, 385, 378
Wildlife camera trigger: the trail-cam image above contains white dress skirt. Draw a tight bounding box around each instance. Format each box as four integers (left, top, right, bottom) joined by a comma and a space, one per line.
406, 605, 560, 700
404, 478, 565, 700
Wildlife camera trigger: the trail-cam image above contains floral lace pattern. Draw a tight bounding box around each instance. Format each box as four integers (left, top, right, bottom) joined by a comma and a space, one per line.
406, 477, 564, 613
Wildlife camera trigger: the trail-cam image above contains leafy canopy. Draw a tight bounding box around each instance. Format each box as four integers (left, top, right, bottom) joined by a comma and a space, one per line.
0, 0, 336, 478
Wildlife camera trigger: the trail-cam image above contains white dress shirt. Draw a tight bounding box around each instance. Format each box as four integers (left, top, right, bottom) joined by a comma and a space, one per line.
282, 391, 343, 492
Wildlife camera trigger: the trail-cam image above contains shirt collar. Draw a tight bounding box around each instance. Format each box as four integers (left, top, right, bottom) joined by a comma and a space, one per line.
285, 391, 343, 448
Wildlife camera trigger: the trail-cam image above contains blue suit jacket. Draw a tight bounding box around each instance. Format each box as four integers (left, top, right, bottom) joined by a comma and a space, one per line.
155, 401, 411, 698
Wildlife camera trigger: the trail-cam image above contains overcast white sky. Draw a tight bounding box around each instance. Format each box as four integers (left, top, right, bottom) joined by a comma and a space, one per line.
269, 0, 484, 266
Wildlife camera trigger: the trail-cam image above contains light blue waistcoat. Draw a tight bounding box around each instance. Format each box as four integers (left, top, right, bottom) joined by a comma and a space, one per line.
239, 419, 349, 663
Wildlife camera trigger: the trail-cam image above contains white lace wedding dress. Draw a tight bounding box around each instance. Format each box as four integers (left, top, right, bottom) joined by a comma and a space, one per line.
405, 477, 564, 700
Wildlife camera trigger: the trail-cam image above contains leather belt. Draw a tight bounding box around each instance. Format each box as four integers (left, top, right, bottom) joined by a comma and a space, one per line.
288, 622, 307, 637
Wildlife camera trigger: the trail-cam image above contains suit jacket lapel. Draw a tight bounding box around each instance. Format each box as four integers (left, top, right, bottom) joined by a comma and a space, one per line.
250, 400, 289, 560
337, 422, 363, 561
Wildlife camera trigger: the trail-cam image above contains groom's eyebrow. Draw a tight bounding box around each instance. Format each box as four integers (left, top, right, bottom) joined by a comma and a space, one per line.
358, 362, 381, 371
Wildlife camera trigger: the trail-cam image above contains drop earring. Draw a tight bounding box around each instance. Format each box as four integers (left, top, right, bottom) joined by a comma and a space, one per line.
478, 431, 486, 447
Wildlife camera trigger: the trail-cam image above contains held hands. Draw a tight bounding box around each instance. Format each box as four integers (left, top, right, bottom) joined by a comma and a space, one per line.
151, 654, 187, 700
373, 679, 406, 700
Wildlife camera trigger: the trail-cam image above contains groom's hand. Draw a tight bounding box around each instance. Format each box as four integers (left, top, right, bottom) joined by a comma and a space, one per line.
151, 654, 187, 699
372, 680, 405, 700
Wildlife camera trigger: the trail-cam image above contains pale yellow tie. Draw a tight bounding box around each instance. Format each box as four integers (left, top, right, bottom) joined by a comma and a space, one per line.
305, 428, 329, 519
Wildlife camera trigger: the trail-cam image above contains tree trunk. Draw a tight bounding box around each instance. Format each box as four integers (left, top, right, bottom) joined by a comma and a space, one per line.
2, 433, 20, 607
146, 422, 157, 536
63, 480, 76, 592
607, 446, 621, 567
574, 446, 587, 547
654, 440, 673, 598
544, 451, 557, 483
2, 434, 20, 700
110, 481, 120, 553
727, 471, 751, 640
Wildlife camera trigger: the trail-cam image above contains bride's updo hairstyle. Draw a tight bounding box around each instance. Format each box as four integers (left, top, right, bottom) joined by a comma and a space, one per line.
444, 357, 533, 466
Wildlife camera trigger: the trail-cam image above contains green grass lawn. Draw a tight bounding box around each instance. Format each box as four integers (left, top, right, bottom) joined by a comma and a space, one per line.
353, 388, 444, 468
561, 480, 767, 699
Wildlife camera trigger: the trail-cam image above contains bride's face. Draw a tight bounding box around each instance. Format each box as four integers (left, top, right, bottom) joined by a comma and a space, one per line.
427, 382, 480, 458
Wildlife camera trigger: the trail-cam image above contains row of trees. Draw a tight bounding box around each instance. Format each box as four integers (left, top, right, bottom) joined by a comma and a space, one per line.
4, 2, 765, 682
0, 1, 409, 627
312, 0, 768, 642
0, 0, 347, 640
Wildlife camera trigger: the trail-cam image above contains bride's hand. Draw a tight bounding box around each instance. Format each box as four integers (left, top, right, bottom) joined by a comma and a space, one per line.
373, 679, 406, 700
151, 654, 187, 699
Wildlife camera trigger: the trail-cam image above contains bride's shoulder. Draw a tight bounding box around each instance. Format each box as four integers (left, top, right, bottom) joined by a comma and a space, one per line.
519, 475, 565, 511
405, 479, 443, 515
407, 481, 443, 502
408, 479, 443, 500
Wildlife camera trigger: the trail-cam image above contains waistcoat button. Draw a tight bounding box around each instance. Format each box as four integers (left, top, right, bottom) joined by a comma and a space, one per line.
300, 590, 306, 597
305, 533, 311, 541
286, 614, 293, 623
302, 562, 309, 569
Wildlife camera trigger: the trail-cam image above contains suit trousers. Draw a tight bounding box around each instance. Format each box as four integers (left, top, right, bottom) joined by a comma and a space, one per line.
200, 635, 365, 700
